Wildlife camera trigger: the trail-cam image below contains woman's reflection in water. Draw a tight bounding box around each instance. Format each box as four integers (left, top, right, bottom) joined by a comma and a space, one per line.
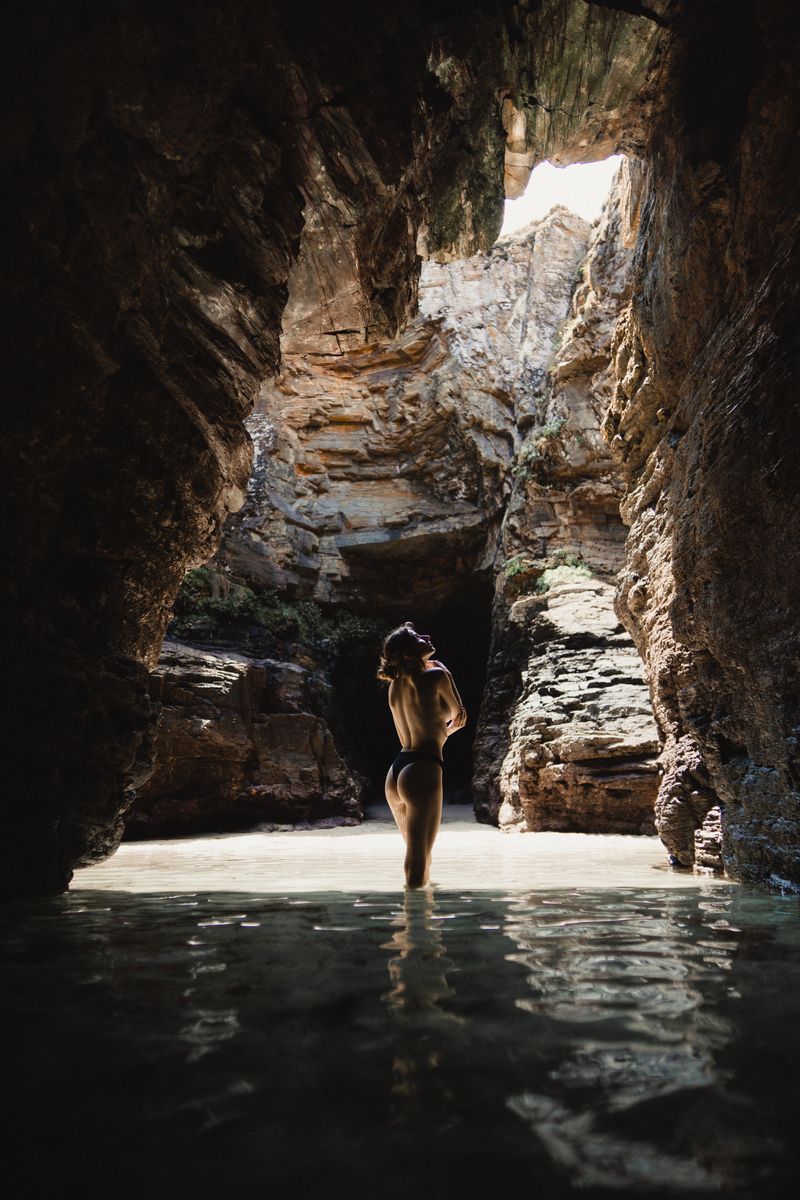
381, 888, 462, 1130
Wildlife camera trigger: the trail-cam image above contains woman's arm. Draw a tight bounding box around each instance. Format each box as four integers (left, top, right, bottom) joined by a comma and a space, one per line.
432, 664, 467, 732
431, 659, 467, 714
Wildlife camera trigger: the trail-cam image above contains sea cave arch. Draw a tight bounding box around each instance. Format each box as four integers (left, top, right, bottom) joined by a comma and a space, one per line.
3, 0, 799, 897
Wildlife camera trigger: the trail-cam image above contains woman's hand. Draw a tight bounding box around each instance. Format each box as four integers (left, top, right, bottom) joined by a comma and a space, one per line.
447, 705, 467, 733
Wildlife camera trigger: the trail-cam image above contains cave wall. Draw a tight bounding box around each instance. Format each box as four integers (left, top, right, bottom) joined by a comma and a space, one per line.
12, 0, 800, 891
472, 163, 661, 834
176, 174, 661, 835
605, 1, 800, 883
127, 639, 364, 837
5, 0, 663, 894
142, 206, 598, 830
217, 205, 594, 610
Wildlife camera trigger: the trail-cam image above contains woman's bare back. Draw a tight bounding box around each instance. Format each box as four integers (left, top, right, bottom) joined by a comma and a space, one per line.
388, 667, 452, 754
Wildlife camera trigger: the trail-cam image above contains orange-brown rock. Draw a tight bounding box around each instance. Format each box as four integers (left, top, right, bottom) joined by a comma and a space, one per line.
9, 0, 665, 890
218, 207, 594, 612
9, 0, 800, 896
141, 207, 600, 826
604, 5, 800, 885
201, 171, 661, 838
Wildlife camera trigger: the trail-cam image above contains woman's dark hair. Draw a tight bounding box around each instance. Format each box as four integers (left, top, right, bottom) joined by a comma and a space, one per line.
377, 624, 426, 682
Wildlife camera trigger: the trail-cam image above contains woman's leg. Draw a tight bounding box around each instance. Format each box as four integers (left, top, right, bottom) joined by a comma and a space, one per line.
397, 761, 443, 887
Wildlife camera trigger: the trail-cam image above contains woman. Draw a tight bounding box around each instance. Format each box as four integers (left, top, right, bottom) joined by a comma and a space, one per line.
378, 621, 467, 887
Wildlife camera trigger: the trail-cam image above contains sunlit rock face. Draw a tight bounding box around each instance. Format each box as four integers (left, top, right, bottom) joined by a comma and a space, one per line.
472, 167, 661, 833
605, 4, 800, 884
14, 0, 800, 892
127, 641, 363, 836
201, 176, 661, 837
218, 207, 592, 612
494, 579, 659, 834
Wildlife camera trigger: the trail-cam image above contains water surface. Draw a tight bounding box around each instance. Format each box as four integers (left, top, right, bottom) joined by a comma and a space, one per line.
2, 882, 798, 1198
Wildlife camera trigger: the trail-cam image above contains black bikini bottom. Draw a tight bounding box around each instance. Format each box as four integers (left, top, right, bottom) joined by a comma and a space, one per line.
391, 750, 444, 785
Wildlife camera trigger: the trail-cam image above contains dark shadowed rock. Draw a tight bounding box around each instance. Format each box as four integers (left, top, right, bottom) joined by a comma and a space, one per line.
605, 3, 800, 883
126, 640, 364, 837
3, 0, 665, 892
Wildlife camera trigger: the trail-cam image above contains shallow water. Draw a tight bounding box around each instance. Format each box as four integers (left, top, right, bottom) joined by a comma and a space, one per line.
2, 880, 799, 1198
74, 809, 736, 893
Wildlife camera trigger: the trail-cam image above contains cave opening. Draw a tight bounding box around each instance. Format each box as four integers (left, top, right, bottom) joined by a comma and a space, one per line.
499, 154, 623, 236
6, 8, 800, 1191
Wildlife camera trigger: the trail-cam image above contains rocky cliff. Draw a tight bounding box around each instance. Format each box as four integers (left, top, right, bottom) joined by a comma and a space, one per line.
136, 206, 613, 830
127, 640, 363, 836
151, 172, 658, 839
4, 0, 667, 893
472, 166, 661, 834
218, 207, 593, 611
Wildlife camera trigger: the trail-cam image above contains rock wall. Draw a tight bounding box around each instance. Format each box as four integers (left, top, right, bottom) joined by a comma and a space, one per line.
127, 640, 363, 837
191, 171, 661, 838
472, 165, 661, 834
218, 206, 593, 611
14, 1, 800, 892
136, 206, 606, 832
605, 2, 800, 885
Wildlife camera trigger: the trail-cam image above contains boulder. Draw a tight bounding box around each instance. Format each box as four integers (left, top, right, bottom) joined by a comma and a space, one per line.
126, 641, 364, 837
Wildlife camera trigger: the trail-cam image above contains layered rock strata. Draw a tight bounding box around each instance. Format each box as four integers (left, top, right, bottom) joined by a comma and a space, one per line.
201, 171, 661, 837
474, 577, 659, 835
219, 207, 593, 611
137, 207, 602, 832
11, 1, 800, 893
127, 640, 363, 836
472, 166, 661, 833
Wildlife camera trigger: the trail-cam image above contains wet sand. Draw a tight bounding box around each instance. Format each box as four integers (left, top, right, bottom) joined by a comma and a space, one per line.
75, 804, 729, 893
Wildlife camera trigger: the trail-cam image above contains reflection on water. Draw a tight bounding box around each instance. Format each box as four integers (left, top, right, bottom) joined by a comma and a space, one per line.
502, 893, 735, 1191
1, 885, 799, 1197
382, 889, 461, 1129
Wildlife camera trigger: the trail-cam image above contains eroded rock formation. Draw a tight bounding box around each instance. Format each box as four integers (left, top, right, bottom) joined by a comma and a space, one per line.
136, 205, 609, 831
176, 170, 660, 838
219, 207, 593, 610
128, 640, 363, 836
604, 3, 800, 884
472, 167, 661, 834
4, 0, 666, 893
6, 0, 800, 894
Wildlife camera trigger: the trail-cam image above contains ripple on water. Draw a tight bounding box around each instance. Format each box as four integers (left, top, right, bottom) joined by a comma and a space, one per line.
1, 886, 798, 1197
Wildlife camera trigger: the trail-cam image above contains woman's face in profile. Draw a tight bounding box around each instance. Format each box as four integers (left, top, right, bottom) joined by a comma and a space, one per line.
403, 622, 435, 660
